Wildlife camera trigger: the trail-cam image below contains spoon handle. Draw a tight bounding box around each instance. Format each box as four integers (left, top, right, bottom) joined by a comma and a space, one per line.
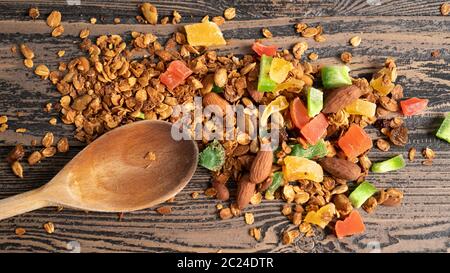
0, 188, 50, 221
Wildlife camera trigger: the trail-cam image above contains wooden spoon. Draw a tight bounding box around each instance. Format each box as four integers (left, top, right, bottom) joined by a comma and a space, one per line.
0, 120, 198, 221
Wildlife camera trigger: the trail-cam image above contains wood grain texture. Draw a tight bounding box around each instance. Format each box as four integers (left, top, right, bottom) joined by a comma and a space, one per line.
0, 0, 449, 253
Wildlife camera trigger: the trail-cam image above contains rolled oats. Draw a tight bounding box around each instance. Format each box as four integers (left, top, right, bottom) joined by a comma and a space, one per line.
47, 11, 62, 28
224, 7, 236, 20
244, 212, 254, 225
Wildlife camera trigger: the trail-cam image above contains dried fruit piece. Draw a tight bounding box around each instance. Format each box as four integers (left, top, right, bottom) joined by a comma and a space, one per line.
372, 155, 406, 173
283, 156, 324, 182
290, 97, 310, 129
198, 140, 225, 172
348, 181, 378, 208
389, 125, 408, 146
335, 210, 365, 239
321, 65, 352, 89
185, 22, 226, 46
257, 54, 277, 92
252, 42, 277, 57
400, 97, 428, 116
300, 113, 328, 145
269, 57, 293, 84
436, 113, 450, 143
304, 203, 335, 229
306, 87, 323, 117
338, 124, 373, 159
265, 171, 284, 197
344, 99, 376, 117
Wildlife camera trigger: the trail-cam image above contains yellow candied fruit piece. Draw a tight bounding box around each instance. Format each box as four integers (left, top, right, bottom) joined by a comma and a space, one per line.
260, 95, 289, 126
269, 58, 294, 84
344, 99, 377, 117
304, 203, 335, 229
282, 156, 324, 182
274, 78, 305, 93
370, 68, 395, 95
185, 22, 227, 47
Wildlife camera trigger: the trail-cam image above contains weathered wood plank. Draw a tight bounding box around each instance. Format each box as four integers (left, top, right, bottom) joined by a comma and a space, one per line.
0, 0, 446, 22
0, 6, 449, 252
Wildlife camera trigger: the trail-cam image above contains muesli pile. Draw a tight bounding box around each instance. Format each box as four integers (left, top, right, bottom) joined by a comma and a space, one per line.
5, 3, 450, 241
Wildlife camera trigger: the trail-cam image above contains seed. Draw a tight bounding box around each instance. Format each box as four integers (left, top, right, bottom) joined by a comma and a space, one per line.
24, 58, 33, 68
441, 3, 450, 16
47, 10, 62, 28
35, 64, 50, 78
224, 7, 236, 20
219, 208, 233, 220
15, 228, 26, 236
214, 68, 228, 87
28, 151, 42, 165
51, 25, 64, 37
11, 161, 24, 178
19, 44, 35, 59
350, 36, 362, 47
141, 3, 158, 25
409, 147, 416, 161
57, 137, 69, 153
308, 52, 318, 61
341, 51, 352, 63
43, 222, 55, 234
262, 28, 273, 38
244, 212, 254, 225
42, 132, 54, 147
376, 138, 390, 152
302, 27, 319, 38
79, 28, 90, 39
29, 7, 40, 20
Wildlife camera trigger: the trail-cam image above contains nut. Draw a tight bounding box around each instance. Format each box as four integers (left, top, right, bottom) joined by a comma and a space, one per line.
202, 92, 230, 115
322, 85, 362, 113
46, 11, 62, 28
319, 157, 361, 181
236, 174, 256, 209
212, 180, 229, 201
249, 149, 273, 184
6, 144, 25, 164
140, 3, 158, 25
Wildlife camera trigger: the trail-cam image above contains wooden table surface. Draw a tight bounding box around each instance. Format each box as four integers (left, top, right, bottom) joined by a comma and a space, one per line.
0, 0, 449, 253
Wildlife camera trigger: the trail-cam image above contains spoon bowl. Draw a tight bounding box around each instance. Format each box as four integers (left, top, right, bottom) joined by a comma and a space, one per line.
0, 120, 198, 220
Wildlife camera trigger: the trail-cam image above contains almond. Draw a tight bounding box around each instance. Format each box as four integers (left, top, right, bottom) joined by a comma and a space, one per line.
237, 174, 256, 209
249, 147, 273, 184
322, 85, 362, 114
212, 180, 230, 201
319, 157, 361, 181
202, 92, 230, 115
